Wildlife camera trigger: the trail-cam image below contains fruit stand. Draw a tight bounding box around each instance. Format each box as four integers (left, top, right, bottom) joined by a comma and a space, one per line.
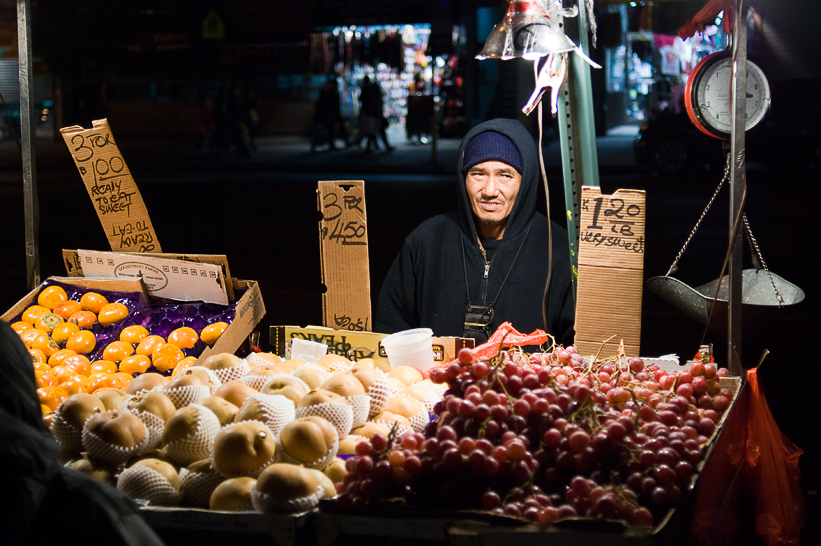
7, 1, 804, 544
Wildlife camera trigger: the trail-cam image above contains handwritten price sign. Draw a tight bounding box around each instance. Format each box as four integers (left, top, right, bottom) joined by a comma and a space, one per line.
60, 119, 161, 253
317, 181, 371, 331
574, 187, 646, 357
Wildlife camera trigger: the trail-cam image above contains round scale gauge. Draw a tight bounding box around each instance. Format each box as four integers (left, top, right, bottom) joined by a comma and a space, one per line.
684, 51, 771, 140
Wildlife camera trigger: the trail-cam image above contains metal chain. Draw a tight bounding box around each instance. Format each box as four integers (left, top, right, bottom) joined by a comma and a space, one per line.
665, 153, 732, 277
742, 213, 785, 306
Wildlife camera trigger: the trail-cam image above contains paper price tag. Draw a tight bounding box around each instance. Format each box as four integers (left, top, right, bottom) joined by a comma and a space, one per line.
77, 249, 228, 305
60, 119, 161, 253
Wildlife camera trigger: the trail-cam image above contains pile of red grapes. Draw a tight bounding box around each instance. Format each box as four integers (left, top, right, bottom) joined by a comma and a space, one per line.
334, 345, 734, 528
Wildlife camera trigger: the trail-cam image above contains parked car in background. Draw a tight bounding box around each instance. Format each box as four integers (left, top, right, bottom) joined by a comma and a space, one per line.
634, 79, 821, 175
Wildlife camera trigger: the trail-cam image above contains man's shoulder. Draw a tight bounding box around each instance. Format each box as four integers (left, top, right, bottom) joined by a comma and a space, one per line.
407, 212, 460, 238
401, 212, 461, 252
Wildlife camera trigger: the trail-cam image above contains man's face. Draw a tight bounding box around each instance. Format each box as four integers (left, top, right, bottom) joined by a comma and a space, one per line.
465, 160, 522, 239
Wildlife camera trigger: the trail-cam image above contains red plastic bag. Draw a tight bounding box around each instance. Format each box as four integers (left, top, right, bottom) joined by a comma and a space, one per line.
746, 368, 805, 545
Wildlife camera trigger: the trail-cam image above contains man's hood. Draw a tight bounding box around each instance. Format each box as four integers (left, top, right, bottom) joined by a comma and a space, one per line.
456, 118, 540, 240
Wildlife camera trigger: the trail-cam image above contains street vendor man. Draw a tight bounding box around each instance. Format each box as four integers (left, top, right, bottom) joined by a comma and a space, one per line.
375, 118, 575, 344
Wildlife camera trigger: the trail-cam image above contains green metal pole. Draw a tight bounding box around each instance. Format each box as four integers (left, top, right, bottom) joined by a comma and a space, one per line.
557, 0, 600, 296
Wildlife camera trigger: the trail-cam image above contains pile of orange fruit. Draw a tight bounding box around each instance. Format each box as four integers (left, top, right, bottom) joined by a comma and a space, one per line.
10, 284, 230, 415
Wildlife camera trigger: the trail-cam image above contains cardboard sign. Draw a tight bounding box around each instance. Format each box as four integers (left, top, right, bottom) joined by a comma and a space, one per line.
62, 249, 235, 301
574, 187, 646, 358
76, 249, 229, 305
317, 180, 371, 332
60, 119, 162, 253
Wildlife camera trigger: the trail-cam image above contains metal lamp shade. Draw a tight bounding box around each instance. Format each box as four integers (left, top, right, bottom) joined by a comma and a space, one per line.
476, 2, 575, 61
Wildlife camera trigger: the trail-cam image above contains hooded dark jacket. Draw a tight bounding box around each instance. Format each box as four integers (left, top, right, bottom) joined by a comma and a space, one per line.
0, 320, 165, 546
375, 118, 575, 344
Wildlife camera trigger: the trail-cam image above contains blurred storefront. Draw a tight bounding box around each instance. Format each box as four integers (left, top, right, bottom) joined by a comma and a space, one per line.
597, 1, 728, 131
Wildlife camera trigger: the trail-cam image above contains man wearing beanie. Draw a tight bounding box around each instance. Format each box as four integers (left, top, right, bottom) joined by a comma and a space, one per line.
375, 118, 575, 344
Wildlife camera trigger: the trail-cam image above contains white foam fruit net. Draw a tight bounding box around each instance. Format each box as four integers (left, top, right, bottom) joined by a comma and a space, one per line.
346, 394, 371, 429
163, 404, 221, 466
295, 402, 353, 438
123, 409, 166, 451
50, 413, 85, 453
245, 353, 280, 368
180, 468, 225, 508
211, 360, 252, 384
240, 372, 280, 391
251, 483, 323, 513
117, 465, 183, 507
238, 394, 296, 438
210, 420, 277, 479
185, 366, 224, 394
366, 372, 393, 418
260, 374, 312, 395
81, 419, 150, 466
162, 384, 211, 409
274, 428, 339, 471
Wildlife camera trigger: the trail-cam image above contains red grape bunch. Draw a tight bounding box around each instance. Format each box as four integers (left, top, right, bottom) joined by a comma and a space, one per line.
334, 344, 733, 528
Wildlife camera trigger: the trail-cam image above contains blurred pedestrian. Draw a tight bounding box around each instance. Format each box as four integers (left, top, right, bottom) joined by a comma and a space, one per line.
358, 76, 394, 152
312, 75, 349, 152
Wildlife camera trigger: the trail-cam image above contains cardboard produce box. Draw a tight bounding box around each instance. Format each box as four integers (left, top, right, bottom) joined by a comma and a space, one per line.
3, 275, 264, 367
269, 325, 474, 367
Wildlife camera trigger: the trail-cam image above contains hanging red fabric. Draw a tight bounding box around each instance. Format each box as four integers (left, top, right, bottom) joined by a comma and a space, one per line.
678, 0, 735, 39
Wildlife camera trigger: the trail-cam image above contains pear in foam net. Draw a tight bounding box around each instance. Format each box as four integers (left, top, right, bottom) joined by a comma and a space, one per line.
350, 421, 391, 439
372, 410, 412, 430
306, 467, 337, 499
201, 352, 244, 370
315, 353, 352, 373
201, 352, 250, 383
181, 459, 224, 508
84, 410, 146, 447
67, 457, 115, 485
253, 463, 321, 513
166, 366, 219, 391
214, 380, 258, 408
356, 357, 391, 374
259, 376, 309, 407
126, 391, 177, 422
211, 420, 276, 477
161, 404, 220, 466
95, 388, 130, 411
241, 364, 290, 390
51, 393, 106, 451
125, 372, 169, 395
387, 365, 424, 387
351, 365, 384, 392
82, 410, 148, 465
210, 476, 256, 511
117, 457, 182, 506
133, 457, 181, 490
291, 366, 331, 390
323, 457, 348, 484
296, 388, 354, 437
321, 373, 366, 397
278, 416, 337, 466
200, 395, 239, 427
275, 358, 305, 374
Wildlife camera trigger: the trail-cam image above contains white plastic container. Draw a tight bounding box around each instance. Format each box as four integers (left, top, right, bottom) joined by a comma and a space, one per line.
380, 328, 435, 372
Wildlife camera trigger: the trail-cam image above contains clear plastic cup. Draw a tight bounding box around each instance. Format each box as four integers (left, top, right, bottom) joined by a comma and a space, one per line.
380, 328, 435, 372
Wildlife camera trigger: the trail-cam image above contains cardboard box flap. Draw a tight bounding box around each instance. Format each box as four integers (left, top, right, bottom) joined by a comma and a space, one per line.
63, 249, 234, 301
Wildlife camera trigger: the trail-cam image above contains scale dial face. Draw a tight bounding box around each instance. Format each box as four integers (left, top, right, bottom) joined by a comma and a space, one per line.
685, 51, 771, 140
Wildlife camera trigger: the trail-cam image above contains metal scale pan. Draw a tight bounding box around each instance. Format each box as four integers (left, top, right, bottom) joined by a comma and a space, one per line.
646, 270, 805, 339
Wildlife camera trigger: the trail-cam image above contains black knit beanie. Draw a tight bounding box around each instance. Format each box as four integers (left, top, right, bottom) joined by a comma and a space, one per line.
462, 131, 523, 174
